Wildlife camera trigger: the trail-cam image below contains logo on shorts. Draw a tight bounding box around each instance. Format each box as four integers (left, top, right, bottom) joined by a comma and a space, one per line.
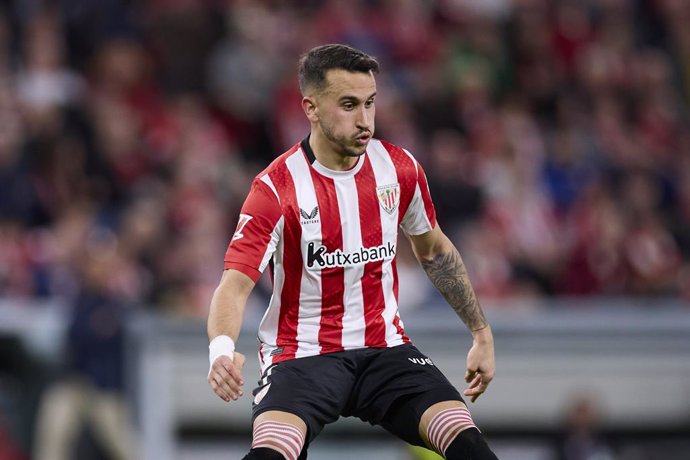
408, 357, 434, 366
254, 383, 271, 405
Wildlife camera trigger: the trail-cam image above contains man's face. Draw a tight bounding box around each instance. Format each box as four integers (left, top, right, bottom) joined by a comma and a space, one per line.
312, 69, 376, 157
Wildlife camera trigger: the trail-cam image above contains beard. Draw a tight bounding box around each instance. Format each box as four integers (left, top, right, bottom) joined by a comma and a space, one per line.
319, 119, 370, 157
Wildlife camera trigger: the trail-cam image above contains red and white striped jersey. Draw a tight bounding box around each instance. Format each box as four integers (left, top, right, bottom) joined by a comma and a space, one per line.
224, 137, 437, 372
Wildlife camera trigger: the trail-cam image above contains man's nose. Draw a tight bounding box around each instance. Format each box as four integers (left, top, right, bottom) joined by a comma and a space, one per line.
356, 106, 371, 130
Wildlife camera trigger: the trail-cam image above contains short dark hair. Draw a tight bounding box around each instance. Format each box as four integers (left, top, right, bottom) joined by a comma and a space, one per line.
298, 44, 379, 95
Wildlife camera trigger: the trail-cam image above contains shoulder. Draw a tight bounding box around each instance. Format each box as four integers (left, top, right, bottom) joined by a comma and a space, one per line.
238, 142, 303, 208
251, 142, 309, 197
255, 142, 303, 180
369, 138, 419, 176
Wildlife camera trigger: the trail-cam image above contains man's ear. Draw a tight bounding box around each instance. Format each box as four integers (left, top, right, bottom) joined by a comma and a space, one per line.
302, 96, 319, 123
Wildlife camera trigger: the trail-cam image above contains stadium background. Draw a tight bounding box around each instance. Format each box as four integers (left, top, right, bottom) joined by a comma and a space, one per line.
0, 0, 689, 459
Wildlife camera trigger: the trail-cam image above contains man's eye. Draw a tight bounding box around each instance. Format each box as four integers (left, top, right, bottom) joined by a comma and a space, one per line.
343, 103, 354, 110
365, 100, 374, 108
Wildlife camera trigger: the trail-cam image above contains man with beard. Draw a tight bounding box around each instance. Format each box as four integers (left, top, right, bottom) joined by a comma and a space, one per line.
207, 44, 498, 460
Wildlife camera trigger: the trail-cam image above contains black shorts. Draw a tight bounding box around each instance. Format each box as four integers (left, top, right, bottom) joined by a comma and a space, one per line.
251, 343, 463, 448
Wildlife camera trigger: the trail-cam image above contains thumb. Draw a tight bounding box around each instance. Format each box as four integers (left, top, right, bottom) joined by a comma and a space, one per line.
465, 369, 476, 383
234, 352, 246, 369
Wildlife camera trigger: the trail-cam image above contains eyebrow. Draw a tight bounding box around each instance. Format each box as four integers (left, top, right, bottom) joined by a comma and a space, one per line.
338, 92, 377, 103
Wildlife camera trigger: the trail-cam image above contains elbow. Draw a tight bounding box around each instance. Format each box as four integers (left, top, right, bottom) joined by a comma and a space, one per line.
417, 240, 455, 265
415, 252, 438, 265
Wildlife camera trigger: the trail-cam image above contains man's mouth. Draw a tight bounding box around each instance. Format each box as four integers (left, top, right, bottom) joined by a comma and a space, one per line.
355, 132, 371, 145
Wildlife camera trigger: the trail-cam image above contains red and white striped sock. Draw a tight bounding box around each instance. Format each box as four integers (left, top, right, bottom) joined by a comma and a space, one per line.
426, 406, 477, 457
251, 421, 305, 460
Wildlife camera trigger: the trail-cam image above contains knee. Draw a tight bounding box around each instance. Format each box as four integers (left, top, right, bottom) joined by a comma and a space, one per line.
424, 405, 497, 459
444, 428, 498, 460
248, 420, 306, 460
424, 405, 478, 455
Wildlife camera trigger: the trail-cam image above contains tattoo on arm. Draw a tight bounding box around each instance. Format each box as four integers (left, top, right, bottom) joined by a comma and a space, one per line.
421, 248, 488, 331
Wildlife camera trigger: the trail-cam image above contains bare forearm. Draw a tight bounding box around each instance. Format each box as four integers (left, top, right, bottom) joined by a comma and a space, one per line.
420, 246, 488, 332
207, 269, 254, 341
207, 292, 244, 341
410, 227, 495, 401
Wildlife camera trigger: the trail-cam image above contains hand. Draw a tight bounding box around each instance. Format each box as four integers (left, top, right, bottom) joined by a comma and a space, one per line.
208, 352, 246, 402
463, 328, 495, 403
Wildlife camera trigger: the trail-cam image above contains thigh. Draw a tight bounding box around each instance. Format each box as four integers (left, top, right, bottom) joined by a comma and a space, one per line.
252, 353, 357, 444
349, 344, 464, 446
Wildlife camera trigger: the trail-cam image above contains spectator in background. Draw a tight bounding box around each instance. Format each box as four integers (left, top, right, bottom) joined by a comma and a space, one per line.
16, 11, 84, 111
33, 231, 137, 460
556, 394, 614, 460
426, 129, 483, 232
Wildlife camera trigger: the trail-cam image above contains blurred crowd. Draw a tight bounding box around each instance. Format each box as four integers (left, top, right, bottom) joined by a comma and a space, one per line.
1, 0, 690, 317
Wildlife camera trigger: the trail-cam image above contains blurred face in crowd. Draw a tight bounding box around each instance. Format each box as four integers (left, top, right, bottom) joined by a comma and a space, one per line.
303, 69, 376, 165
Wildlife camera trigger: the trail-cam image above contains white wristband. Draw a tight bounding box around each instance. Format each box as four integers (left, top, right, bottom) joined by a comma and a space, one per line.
209, 335, 235, 366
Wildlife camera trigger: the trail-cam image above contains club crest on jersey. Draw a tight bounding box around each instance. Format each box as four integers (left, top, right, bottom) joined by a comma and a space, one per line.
299, 206, 319, 224
377, 183, 400, 215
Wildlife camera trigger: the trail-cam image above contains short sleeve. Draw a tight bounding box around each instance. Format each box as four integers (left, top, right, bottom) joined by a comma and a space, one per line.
400, 162, 437, 236
224, 178, 283, 282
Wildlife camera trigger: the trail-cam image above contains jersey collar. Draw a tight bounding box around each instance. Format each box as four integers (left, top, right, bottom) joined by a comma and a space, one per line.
300, 135, 365, 179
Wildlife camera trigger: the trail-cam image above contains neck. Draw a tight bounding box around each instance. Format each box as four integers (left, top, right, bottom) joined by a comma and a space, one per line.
308, 130, 359, 171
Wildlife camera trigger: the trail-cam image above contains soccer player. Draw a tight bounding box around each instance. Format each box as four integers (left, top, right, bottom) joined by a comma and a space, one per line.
207, 44, 499, 460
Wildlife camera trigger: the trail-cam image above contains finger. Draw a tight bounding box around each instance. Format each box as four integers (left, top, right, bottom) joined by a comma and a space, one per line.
213, 363, 244, 392
467, 373, 481, 389
209, 378, 231, 402
464, 381, 489, 402
212, 366, 244, 398
209, 371, 235, 400
472, 383, 489, 403
463, 387, 483, 403
472, 383, 488, 403
218, 373, 243, 400
212, 356, 244, 387
221, 359, 245, 386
